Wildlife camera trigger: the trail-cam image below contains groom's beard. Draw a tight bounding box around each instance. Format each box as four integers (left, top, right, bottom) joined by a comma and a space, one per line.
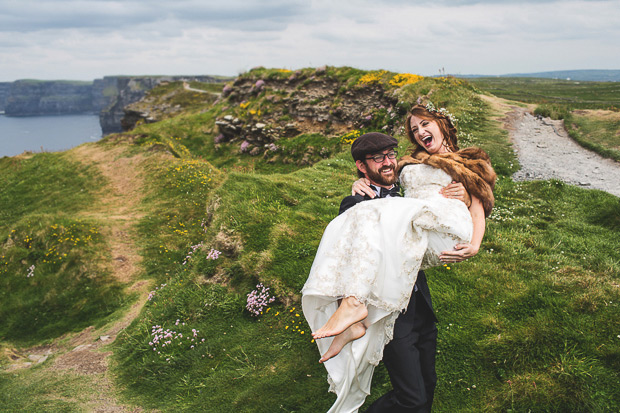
365, 164, 398, 187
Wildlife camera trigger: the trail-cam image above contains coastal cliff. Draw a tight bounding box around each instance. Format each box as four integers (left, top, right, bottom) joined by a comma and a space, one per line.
99, 75, 224, 135
0, 75, 229, 134
4, 80, 94, 116
0, 82, 10, 112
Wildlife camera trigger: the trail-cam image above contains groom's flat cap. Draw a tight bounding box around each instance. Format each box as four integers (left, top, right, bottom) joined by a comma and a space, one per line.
351, 132, 398, 161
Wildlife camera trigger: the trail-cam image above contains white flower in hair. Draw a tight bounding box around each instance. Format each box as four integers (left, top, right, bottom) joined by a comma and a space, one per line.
425, 102, 457, 125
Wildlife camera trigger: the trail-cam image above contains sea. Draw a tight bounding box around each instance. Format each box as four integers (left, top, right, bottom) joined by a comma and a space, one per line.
0, 113, 102, 158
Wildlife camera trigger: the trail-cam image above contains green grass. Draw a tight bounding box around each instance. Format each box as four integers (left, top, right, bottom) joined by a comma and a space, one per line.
132, 154, 223, 283
430, 178, 620, 411
0, 153, 103, 223
564, 111, 620, 162
0, 153, 125, 345
0, 366, 112, 411
467, 77, 620, 110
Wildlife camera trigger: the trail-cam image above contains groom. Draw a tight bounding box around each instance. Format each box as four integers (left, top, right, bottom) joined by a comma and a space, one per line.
339, 132, 468, 412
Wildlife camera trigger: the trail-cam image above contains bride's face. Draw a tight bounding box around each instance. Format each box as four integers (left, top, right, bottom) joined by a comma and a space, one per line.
409, 115, 448, 154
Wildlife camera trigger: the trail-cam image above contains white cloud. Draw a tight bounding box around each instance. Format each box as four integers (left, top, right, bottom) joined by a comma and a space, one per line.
0, 0, 618, 81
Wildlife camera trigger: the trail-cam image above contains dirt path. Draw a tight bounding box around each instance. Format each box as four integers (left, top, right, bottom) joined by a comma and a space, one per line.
72, 144, 146, 283
7, 143, 154, 411
61, 144, 150, 411
183, 81, 220, 96
481, 94, 620, 197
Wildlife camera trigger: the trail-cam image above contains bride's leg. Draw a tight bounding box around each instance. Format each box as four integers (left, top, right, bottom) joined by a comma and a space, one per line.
312, 296, 368, 339
319, 322, 367, 363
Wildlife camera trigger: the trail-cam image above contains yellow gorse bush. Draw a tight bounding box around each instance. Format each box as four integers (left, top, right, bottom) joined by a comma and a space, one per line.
340, 130, 362, 145
358, 70, 388, 85
389, 73, 424, 87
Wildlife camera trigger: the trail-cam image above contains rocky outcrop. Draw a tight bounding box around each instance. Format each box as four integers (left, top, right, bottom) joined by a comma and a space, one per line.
4, 80, 94, 116
100, 76, 227, 135
215, 115, 300, 147
215, 69, 399, 148
119, 81, 221, 132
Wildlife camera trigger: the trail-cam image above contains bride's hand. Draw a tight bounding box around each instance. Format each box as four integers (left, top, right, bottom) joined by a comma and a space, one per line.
352, 178, 375, 197
440, 182, 471, 207
440, 243, 479, 263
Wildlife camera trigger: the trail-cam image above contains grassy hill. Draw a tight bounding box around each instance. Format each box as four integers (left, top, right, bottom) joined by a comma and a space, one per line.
1, 67, 619, 412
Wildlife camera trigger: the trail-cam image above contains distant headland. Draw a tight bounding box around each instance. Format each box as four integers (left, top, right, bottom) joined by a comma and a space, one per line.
0, 75, 232, 134
455, 69, 620, 82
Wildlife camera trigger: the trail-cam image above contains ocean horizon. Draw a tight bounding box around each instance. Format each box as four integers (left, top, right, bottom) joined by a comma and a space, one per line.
0, 114, 102, 158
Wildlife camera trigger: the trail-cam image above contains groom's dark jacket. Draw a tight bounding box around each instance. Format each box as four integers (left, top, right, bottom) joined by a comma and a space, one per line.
338, 192, 438, 323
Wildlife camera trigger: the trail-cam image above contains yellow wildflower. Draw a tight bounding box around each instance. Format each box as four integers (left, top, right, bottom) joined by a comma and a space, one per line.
389, 73, 423, 87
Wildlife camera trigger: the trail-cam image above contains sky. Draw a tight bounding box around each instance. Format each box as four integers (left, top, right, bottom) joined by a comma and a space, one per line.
1, 0, 619, 81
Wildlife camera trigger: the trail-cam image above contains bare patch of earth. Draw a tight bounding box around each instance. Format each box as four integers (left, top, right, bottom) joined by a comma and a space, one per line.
71, 144, 147, 283
481, 95, 620, 198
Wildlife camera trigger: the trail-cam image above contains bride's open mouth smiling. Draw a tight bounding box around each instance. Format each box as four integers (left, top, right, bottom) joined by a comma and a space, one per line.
421, 134, 433, 147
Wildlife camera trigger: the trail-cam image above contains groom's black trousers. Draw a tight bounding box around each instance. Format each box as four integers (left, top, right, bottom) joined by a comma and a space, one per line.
364, 287, 438, 413
339, 193, 438, 412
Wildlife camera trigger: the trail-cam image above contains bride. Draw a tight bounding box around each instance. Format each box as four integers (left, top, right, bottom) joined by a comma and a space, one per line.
301, 104, 496, 412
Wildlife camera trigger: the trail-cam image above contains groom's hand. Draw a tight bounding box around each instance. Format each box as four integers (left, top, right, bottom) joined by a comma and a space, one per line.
440, 182, 471, 207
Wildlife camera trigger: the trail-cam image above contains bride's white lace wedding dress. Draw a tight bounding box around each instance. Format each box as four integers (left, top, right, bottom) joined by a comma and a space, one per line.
302, 164, 473, 413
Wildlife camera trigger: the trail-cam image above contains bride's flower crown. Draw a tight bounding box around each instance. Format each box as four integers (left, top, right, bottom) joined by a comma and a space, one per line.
424, 102, 457, 125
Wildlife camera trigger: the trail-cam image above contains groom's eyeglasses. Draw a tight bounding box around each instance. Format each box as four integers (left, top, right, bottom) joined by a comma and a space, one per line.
366, 150, 397, 163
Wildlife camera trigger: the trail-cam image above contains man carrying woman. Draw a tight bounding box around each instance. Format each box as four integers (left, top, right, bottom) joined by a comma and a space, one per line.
302, 104, 496, 412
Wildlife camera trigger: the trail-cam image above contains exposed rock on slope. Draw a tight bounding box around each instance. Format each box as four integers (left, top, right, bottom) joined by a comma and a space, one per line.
215, 69, 400, 148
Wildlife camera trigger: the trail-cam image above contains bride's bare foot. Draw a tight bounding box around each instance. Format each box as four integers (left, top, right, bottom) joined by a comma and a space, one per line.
312, 296, 368, 339
319, 322, 366, 363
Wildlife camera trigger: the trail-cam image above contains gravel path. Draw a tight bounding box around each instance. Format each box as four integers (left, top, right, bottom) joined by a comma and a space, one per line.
505, 106, 620, 197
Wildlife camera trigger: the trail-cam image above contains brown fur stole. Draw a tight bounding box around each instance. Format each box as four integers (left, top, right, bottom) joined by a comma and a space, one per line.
398, 147, 497, 217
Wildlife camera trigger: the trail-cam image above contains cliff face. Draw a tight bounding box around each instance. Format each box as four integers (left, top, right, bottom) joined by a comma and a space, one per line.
92, 77, 118, 112
0, 83, 10, 112
99, 75, 228, 135
4, 80, 94, 116
0, 76, 229, 133
120, 81, 222, 132
99, 77, 160, 134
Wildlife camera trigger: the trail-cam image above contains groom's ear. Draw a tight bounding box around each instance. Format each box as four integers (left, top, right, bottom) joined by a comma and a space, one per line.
355, 160, 367, 176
